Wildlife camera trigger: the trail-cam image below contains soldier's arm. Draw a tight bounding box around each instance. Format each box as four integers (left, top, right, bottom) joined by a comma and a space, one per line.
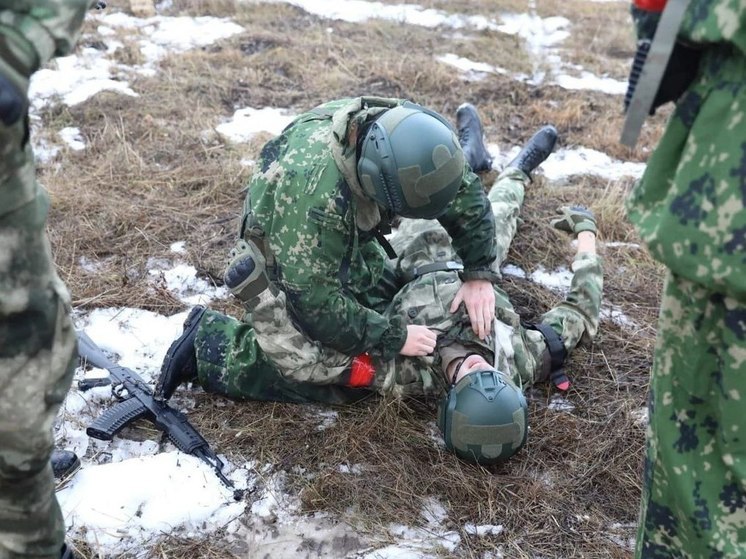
541, 230, 603, 354
285, 280, 408, 361
437, 167, 499, 282
277, 225, 409, 362
0, 1, 96, 80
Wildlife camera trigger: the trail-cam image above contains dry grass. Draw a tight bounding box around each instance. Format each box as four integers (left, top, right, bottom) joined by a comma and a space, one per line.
42, 0, 671, 557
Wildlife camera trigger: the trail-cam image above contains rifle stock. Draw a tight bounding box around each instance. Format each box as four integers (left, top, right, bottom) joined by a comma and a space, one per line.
77, 330, 233, 487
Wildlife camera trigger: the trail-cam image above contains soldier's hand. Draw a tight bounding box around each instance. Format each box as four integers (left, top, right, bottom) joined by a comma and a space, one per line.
551, 205, 597, 237
450, 279, 495, 340
400, 325, 437, 357
0, 72, 26, 126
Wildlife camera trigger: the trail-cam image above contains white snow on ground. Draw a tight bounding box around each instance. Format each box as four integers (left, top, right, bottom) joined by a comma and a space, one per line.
59, 453, 247, 554
436, 53, 514, 82
601, 303, 639, 329
29, 12, 243, 158
58, 127, 87, 151
259, 0, 501, 30
531, 266, 574, 291
216, 107, 297, 143
490, 144, 644, 182
555, 70, 628, 95
540, 147, 646, 182
549, 394, 576, 413
32, 2, 645, 556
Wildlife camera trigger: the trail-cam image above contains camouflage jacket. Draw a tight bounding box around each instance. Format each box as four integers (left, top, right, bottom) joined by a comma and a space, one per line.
0, 1, 94, 81
245, 97, 497, 361
626, 0, 746, 300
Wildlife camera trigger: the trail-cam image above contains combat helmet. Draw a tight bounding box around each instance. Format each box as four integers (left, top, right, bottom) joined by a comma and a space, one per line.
357, 102, 465, 219
438, 369, 528, 465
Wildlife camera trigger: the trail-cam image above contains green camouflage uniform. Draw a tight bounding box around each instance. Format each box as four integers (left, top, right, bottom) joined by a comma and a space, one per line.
194, 168, 602, 403
625, 1, 746, 556
0, 3, 94, 558
240, 97, 498, 362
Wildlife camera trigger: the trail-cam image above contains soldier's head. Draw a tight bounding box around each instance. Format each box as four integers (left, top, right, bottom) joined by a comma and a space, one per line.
356, 103, 465, 219
438, 354, 528, 465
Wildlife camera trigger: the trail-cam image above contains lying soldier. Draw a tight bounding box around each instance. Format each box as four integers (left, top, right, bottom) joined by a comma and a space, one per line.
156, 124, 603, 465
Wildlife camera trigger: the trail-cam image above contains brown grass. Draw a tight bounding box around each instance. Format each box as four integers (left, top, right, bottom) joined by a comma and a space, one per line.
44, 0, 669, 557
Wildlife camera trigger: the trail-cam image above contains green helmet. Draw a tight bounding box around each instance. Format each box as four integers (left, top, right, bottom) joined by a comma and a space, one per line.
356, 103, 465, 219
438, 369, 528, 465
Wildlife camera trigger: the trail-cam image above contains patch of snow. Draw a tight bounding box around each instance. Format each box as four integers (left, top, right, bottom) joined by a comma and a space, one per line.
530, 266, 573, 292
59, 452, 246, 555
600, 303, 639, 329
501, 264, 527, 279
148, 262, 229, 306
631, 407, 648, 427
170, 241, 187, 254
541, 147, 646, 182
548, 394, 575, 412
59, 127, 86, 151
554, 71, 628, 95
464, 523, 504, 537
260, 0, 501, 30
216, 107, 296, 143
314, 409, 339, 431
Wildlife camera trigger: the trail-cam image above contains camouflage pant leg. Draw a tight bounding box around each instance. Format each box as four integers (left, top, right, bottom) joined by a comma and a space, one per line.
487, 167, 527, 269
636, 273, 746, 558
194, 307, 368, 405
0, 139, 77, 558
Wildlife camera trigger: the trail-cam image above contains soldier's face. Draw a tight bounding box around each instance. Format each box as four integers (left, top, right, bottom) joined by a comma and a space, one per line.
453, 354, 494, 383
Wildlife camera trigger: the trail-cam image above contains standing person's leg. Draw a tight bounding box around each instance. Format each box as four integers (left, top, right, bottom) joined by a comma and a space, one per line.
636, 273, 746, 557
0, 139, 77, 557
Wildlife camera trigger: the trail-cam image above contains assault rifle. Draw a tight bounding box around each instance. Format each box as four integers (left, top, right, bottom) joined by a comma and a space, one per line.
77, 331, 233, 487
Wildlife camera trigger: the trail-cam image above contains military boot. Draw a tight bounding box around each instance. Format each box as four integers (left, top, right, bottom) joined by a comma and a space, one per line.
506, 125, 558, 180
155, 305, 206, 400
52, 450, 80, 480
456, 103, 493, 173
224, 240, 271, 311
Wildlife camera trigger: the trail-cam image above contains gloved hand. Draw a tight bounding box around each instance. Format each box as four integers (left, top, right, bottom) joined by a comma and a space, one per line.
0, 71, 26, 126
551, 206, 597, 236
224, 239, 271, 309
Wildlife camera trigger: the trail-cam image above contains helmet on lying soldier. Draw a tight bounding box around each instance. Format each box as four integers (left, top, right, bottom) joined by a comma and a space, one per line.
357, 103, 465, 219
437, 369, 528, 465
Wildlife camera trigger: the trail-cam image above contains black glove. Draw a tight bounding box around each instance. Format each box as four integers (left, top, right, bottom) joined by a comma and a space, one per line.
0, 71, 25, 126
624, 40, 703, 115
652, 41, 702, 110
551, 206, 597, 236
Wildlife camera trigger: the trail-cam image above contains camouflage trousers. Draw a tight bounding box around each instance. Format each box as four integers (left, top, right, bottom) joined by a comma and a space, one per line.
0, 123, 77, 558
636, 273, 746, 558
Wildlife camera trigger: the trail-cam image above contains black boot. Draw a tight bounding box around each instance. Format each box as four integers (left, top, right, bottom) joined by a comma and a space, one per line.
456, 103, 493, 173
155, 306, 206, 400
506, 125, 558, 179
52, 450, 80, 480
